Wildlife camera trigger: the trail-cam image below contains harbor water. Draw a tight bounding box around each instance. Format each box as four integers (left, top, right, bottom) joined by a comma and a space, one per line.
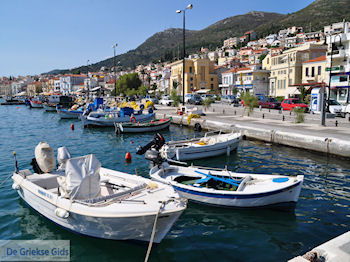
0, 104, 349, 261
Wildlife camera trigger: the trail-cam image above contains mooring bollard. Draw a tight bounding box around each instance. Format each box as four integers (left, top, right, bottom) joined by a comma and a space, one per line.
234, 110, 236, 115
335, 120, 338, 127
269, 109, 271, 113
290, 111, 292, 116
223, 109, 225, 114
282, 115, 285, 121
213, 108, 215, 112
262, 114, 265, 119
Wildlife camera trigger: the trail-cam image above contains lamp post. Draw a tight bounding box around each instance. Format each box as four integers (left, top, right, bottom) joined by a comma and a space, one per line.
86, 59, 90, 98
322, 34, 342, 126
176, 4, 193, 106
112, 43, 118, 96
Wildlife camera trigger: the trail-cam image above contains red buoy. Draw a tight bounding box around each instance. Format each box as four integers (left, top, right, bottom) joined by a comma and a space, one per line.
70, 124, 75, 130
125, 152, 132, 162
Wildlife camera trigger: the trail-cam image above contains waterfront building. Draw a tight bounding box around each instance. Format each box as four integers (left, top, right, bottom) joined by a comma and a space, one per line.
220, 68, 237, 96
169, 58, 218, 95
268, 43, 326, 98
301, 56, 327, 87
27, 81, 43, 96
234, 65, 270, 95
325, 21, 350, 104
59, 74, 87, 94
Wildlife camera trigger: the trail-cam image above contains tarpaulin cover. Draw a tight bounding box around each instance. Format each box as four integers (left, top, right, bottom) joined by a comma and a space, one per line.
35, 142, 56, 173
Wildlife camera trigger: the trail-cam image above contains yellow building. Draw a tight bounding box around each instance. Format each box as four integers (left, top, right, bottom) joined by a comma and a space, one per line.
302, 55, 327, 85
269, 43, 326, 98
169, 58, 218, 95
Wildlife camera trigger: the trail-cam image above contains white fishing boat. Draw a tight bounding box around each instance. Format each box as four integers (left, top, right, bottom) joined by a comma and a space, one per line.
160, 131, 241, 161
115, 118, 172, 134
81, 111, 155, 127
57, 107, 84, 119
11, 143, 187, 243
43, 103, 57, 112
29, 98, 43, 108
146, 155, 303, 208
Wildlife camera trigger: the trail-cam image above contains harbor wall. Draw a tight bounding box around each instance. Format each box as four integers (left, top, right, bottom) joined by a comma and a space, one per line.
157, 113, 350, 159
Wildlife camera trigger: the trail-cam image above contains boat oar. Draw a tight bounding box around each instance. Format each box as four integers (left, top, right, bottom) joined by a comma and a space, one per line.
194, 170, 240, 187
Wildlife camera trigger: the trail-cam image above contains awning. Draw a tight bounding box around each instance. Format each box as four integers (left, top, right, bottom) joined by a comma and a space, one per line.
14, 91, 26, 96
90, 86, 102, 92
195, 89, 211, 94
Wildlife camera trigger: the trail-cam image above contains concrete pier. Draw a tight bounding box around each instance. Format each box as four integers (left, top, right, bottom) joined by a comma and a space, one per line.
156, 105, 350, 159
289, 231, 350, 262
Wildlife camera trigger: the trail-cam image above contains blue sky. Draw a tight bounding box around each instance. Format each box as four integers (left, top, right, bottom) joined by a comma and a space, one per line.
0, 0, 314, 76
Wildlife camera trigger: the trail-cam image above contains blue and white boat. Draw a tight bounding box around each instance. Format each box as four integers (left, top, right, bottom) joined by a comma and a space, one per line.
81, 107, 155, 127
57, 107, 84, 119
149, 161, 303, 208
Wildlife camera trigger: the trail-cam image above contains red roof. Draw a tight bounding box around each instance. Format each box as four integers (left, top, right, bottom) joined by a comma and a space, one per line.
236, 67, 251, 72
302, 55, 326, 64
222, 68, 238, 74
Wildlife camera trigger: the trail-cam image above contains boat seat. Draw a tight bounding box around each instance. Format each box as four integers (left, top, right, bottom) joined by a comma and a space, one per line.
27, 171, 64, 189
236, 176, 253, 192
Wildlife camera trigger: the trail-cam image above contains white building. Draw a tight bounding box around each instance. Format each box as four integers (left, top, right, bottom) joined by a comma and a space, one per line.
326, 21, 350, 104
234, 65, 270, 95
220, 68, 237, 95
60, 75, 87, 94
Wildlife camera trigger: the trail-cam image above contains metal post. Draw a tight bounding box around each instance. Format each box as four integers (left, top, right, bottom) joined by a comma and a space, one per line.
113, 46, 117, 96
182, 11, 186, 107
322, 39, 334, 126
86, 60, 90, 98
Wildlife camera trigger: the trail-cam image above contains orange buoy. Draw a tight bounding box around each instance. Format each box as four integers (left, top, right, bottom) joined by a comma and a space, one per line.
70, 124, 75, 130
125, 152, 132, 162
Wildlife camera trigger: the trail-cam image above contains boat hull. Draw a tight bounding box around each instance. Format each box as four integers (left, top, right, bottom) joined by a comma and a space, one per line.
29, 101, 43, 108
170, 181, 303, 207
118, 119, 171, 133
57, 109, 83, 119
43, 104, 57, 112
82, 113, 155, 127
15, 180, 183, 243
166, 138, 240, 161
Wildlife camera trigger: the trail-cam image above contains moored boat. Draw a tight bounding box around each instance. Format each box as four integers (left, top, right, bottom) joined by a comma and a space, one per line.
81, 109, 155, 127
57, 107, 84, 119
115, 118, 172, 133
160, 131, 241, 161
29, 98, 43, 108
11, 143, 187, 243
43, 103, 57, 112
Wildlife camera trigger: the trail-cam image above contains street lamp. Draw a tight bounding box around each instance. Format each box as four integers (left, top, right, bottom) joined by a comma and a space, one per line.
112, 43, 118, 95
86, 59, 90, 98
321, 34, 342, 126
176, 4, 193, 106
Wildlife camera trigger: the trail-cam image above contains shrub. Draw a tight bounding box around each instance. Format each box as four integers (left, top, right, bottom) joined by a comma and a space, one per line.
203, 98, 214, 109
240, 92, 258, 114
293, 107, 305, 123
170, 89, 181, 107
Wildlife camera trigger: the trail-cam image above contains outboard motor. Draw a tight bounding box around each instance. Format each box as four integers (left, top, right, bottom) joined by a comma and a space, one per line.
144, 149, 163, 166
136, 133, 165, 155
57, 146, 71, 170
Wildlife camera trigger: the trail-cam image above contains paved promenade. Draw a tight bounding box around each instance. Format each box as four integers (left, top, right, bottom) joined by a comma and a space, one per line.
155, 103, 350, 158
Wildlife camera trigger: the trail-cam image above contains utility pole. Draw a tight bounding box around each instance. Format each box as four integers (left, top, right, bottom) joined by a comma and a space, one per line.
112, 43, 118, 96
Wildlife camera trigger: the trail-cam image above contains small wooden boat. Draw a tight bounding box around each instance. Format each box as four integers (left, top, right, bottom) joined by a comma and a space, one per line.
115, 118, 172, 133
57, 107, 84, 119
29, 99, 43, 108
148, 160, 304, 208
81, 111, 155, 127
43, 103, 57, 112
11, 144, 187, 243
160, 131, 241, 161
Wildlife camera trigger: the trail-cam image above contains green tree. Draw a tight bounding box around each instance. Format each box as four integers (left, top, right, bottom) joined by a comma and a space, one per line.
112, 73, 142, 96
241, 91, 258, 114
170, 89, 181, 107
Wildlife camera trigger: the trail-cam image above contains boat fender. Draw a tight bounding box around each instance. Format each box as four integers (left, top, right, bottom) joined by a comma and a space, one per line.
130, 116, 136, 123
55, 208, 69, 219
125, 152, 132, 162
12, 183, 20, 190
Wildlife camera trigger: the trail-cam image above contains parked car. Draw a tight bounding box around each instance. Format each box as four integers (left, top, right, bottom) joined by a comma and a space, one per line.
200, 94, 215, 100
341, 103, 350, 118
188, 94, 203, 105
159, 95, 173, 106
221, 95, 238, 104
258, 97, 281, 109
143, 95, 159, 104
281, 98, 308, 111
327, 99, 342, 116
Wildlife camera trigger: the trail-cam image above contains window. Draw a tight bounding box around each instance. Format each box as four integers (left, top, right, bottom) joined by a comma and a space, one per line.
211, 78, 214, 81
318, 66, 322, 75
189, 67, 193, 73
190, 77, 193, 81
211, 84, 214, 88
306, 68, 309, 77
311, 67, 315, 77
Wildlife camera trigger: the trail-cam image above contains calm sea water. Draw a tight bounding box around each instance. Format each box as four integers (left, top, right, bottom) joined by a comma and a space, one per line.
0, 103, 349, 262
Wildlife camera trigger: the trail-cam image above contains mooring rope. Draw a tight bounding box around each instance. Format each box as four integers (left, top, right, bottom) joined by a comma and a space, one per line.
144, 201, 165, 262
0, 173, 14, 188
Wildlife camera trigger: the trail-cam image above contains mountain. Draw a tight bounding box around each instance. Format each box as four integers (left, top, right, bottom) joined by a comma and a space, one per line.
60, 12, 283, 74
49, 0, 350, 74
256, 0, 350, 36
